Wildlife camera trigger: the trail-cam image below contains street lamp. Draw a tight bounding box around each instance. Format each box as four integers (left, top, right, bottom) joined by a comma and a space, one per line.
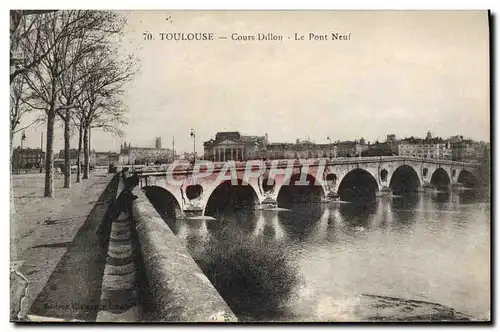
190, 129, 196, 164
21, 130, 26, 150
327, 136, 332, 160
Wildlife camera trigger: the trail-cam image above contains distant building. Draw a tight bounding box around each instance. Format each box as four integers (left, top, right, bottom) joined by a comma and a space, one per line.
203, 132, 268, 161
450, 138, 488, 162
119, 140, 173, 165
12, 147, 44, 169
336, 140, 366, 157
265, 140, 337, 159
95, 152, 120, 166
203, 131, 376, 161
57, 148, 80, 165
386, 134, 397, 143
57, 148, 96, 167
363, 134, 399, 157
363, 142, 398, 157
398, 141, 451, 160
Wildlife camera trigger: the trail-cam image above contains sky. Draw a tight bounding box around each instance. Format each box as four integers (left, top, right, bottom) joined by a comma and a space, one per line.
14, 10, 490, 154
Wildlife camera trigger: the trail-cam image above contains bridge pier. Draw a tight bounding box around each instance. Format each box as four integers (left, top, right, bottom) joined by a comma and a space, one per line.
375, 186, 393, 198
181, 197, 205, 217
174, 206, 185, 219
255, 195, 278, 210
419, 182, 452, 192
451, 181, 465, 189
325, 190, 340, 202
183, 208, 203, 218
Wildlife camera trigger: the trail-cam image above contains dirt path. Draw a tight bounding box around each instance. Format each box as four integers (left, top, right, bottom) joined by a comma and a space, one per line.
10, 172, 117, 321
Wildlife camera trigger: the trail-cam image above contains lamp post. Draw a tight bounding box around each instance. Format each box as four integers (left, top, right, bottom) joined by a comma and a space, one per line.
190, 129, 196, 164
172, 136, 175, 163
327, 136, 331, 160
20, 130, 26, 169
21, 130, 26, 150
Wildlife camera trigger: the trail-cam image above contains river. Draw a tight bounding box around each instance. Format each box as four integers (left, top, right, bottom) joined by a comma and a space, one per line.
158, 188, 490, 321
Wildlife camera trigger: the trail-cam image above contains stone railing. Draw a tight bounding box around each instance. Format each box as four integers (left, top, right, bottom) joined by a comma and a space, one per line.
131, 188, 237, 322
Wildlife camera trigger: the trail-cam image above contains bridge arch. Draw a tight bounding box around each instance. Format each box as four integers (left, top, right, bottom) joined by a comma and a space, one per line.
277, 173, 325, 207
143, 185, 182, 219
325, 173, 337, 188
430, 168, 451, 190
260, 172, 276, 194
185, 184, 203, 200
389, 165, 421, 194
380, 169, 389, 183
204, 179, 259, 217
337, 168, 379, 201
457, 169, 479, 188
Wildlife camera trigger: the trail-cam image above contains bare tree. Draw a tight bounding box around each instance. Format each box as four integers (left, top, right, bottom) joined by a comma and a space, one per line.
22, 12, 65, 197
22, 10, 132, 195
57, 31, 102, 188
22, 11, 103, 196
10, 75, 42, 156
9, 10, 88, 84
10, 11, 55, 165
77, 47, 136, 179
57, 11, 130, 187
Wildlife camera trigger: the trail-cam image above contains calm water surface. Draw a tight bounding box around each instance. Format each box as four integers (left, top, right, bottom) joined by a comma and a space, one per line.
165, 189, 490, 321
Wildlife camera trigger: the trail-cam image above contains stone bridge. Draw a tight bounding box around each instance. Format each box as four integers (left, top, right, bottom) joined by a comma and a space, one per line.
134, 157, 481, 218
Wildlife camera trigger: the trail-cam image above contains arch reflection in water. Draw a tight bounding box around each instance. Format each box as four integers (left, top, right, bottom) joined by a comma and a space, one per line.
278, 203, 325, 241
252, 210, 286, 241
430, 191, 452, 204
207, 209, 258, 236
370, 198, 394, 228
308, 207, 331, 242
457, 188, 488, 204
330, 206, 345, 228
389, 193, 421, 229
339, 200, 378, 229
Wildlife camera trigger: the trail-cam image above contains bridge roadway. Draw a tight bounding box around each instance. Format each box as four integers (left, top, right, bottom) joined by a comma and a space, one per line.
129, 157, 481, 218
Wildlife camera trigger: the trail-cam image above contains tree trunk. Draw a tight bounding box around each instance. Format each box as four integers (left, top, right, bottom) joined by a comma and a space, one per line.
89, 126, 91, 158
63, 113, 71, 188
44, 111, 55, 197
88, 126, 92, 170
83, 126, 89, 179
76, 122, 83, 183
10, 131, 14, 171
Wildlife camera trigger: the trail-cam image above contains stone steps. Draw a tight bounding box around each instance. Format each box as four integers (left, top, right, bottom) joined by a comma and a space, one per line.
96, 212, 140, 322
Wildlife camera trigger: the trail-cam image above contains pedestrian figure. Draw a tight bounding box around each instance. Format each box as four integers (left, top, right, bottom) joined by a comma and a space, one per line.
97, 171, 139, 245
116, 172, 139, 216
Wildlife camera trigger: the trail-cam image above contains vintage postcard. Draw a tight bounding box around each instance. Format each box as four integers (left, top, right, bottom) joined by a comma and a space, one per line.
10, 10, 490, 323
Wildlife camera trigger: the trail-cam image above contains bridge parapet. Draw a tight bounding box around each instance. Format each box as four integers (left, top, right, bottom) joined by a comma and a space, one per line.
132, 157, 480, 176
133, 157, 482, 217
